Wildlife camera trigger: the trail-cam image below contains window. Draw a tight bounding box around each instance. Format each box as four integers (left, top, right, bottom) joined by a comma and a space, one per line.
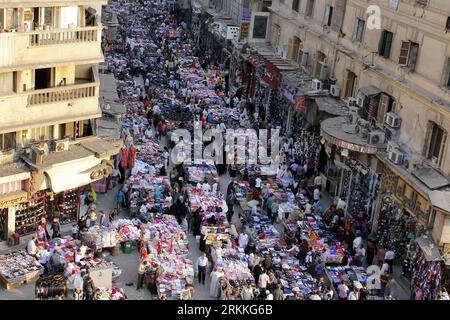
29, 126, 53, 143
252, 16, 268, 39
288, 37, 301, 61
354, 19, 365, 43
324, 6, 333, 27
271, 24, 281, 46
446, 17, 450, 31
378, 30, 394, 59
443, 58, 450, 89
0, 133, 16, 151
344, 70, 357, 98
398, 41, 419, 71
305, 0, 315, 17
0, 8, 4, 29
427, 122, 446, 165
292, 0, 300, 12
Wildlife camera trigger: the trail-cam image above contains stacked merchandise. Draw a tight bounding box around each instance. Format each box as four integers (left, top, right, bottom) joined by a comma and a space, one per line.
14, 194, 46, 236
340, 159, 379, 221
185, 163, 218, 183
326, 266, 371, 298
411, 237, 444, 300
140, 216, 194, 300
248, 212, 321, 299
60, 190, 79, 224
37, 236, 81, 264
127, 174, 172, 216
187, 186, 228, 225
78, 259, 122, 279
233, 180, 250, 202
0, 250, 44, 287
290, 214, 345, 264
202, 226, 230, 248
96, 287, 127, 300
110, 219, 141, 242
82, 226, 119, 249
376, 195, 423, 260
141, 216, 190, 257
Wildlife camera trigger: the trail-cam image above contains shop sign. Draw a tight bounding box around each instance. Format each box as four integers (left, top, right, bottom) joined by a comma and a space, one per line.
294, 95, 307, 113
0, 195, 27, 209
241, 8, 252, 22
240, 22, 249, 39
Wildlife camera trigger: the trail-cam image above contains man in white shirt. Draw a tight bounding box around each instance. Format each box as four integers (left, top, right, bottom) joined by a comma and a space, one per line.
337, 283, 349, 300
384, 249, 395, 273
313, 188, 321, 202
238, 233, 249, 249
196, 253, 208, 285
353, 236, 362, 251
255, 177, 262, 189
258, 272, 270, 290
314, 175, 322, 188
27, 237, 37, 256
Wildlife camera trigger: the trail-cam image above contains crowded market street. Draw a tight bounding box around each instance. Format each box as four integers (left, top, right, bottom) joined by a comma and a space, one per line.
0, 0, 449, 303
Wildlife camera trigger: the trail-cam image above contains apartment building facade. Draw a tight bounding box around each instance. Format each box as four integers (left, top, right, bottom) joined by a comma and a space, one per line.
0, 0, 122, 244
202, 0, 450, 260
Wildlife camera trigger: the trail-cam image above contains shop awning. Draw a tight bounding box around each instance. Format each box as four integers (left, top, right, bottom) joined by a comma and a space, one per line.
315, 97, 348, 116
428, 190, 450, 213
412, 167, 450, 190
79, 137, 123, 158
359, 85, 381, 97
416, 236, 443, 262
0, 163, 30, 185
44, 157, 103, 194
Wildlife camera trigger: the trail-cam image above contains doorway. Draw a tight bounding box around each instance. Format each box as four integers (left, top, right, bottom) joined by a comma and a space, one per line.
34, 68, 52, 90
344, 70, 358, 98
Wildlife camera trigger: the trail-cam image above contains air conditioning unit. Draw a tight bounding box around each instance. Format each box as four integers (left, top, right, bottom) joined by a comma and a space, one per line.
311, 79, 323, 91
385, 112, 402, 128
388, 149, 404, 165
387, 141, 400, 153
347, 97, 358, 108
367, 131, 385, 145
23, 21, 32, 32
319, 62, 328, 80
403, 155, 418, 172
356, 94, 366, 107
330, 85, 341, 98
54, 139, 70, 153
31, 146, 45, 165
0, 149, 15, 165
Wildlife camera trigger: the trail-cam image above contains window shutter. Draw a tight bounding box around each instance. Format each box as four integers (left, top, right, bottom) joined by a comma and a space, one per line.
377, 94, 390, 124
323, 6, 331, 26
398, 41, 411, 65
384, 32, 393, 59
287, 38, 294, 60
408, 43, 419, 71
378, 30, 387, 55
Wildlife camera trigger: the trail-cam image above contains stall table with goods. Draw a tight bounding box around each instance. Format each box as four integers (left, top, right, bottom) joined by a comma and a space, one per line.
185, 163, 218, 184
82, 226, 119, 250
0, 250, 44, 289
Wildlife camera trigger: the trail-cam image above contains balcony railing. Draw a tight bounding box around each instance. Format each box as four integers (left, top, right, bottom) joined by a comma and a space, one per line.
29, 27, 99, 47
28, 83, 97, 106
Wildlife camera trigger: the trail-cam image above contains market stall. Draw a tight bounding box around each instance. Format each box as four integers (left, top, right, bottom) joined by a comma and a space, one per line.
0, 250, 44, 289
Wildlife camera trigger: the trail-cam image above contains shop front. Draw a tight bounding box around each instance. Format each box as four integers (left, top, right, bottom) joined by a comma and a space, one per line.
0, 166, 31, 243
321, 116, 385, 223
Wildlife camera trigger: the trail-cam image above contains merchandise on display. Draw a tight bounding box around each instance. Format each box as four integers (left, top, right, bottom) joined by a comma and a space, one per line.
0, 250, 44, 286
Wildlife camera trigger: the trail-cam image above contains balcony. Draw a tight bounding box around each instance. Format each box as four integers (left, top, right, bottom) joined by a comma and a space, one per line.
0, 25, 103, 72
0, 68, 101, 134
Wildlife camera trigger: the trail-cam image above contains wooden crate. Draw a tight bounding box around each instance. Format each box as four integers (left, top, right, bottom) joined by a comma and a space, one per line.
0, 273, 40, 290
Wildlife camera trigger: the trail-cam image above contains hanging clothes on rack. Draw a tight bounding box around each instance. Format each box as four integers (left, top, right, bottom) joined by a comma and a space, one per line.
119, 147, 129, 169
128, 146, 137, 169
